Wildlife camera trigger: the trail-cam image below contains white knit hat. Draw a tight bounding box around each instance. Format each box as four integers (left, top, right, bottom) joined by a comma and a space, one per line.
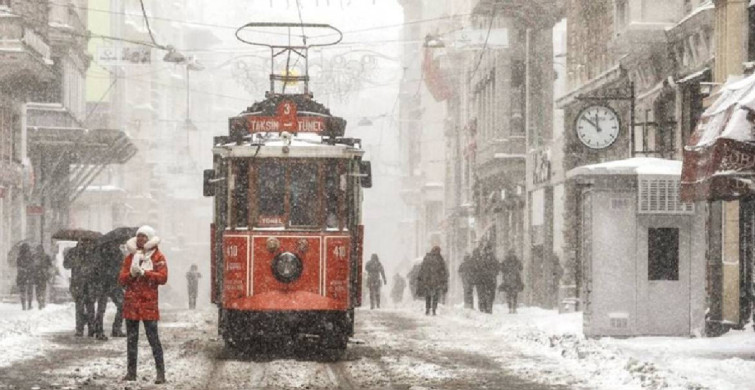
136, 225, 156, 240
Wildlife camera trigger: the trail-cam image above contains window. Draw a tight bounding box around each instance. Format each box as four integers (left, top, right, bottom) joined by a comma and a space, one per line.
257, 161, 285, 218
289, 164, 319, 227
616, 0, 628, 33
0, 106, 10, 161
233, 161, 249, 228
324, 161, 341, 229
648, 228, 679, 281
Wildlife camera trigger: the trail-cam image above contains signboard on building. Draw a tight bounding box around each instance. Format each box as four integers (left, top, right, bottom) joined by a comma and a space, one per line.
450, 28, 509, 50
26, 205, 43, 216
96, 46, 151, 65
533, 149, 552, 185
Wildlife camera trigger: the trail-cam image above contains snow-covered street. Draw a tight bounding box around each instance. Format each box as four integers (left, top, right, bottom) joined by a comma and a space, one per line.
2, 302, 755, 389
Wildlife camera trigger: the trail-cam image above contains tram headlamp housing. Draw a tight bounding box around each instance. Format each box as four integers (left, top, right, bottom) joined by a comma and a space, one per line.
272, 251, 303, 283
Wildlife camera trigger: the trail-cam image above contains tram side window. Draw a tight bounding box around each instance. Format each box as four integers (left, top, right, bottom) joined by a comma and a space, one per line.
325, 162, 340, 229
234, 161, 250, 228
258, 161, 285, 219
290, 164, 319, 227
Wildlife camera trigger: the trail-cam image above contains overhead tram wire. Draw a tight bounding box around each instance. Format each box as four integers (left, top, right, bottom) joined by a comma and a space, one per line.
49, 1, 469, 52
138, 0, 167, 49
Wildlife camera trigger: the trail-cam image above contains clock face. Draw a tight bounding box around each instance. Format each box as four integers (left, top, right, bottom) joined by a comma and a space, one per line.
575, 105, 620, 149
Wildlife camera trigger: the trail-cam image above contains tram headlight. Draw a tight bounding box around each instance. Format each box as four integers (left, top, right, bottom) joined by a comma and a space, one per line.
272, 251, 303, 283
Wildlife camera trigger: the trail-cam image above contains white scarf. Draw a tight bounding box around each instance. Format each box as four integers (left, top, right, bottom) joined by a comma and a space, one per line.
126, 236, 160, 272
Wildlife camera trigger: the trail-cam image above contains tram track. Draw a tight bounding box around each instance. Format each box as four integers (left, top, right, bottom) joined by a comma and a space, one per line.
324, 361, 357, 390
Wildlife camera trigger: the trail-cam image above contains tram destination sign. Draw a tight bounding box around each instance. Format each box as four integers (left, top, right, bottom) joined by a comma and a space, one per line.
232, 99, 330, 135
245, 116, 327, 133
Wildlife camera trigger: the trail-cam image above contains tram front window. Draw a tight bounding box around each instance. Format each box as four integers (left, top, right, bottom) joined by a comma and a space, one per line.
325, 162, 340, 229
290, 164, 318, 227
258, 161, 285, 220
234, 161, 249, 228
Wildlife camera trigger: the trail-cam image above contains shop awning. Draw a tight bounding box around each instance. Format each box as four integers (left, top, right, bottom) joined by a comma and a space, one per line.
27, 125, 137, 204
680, 73, 755, 201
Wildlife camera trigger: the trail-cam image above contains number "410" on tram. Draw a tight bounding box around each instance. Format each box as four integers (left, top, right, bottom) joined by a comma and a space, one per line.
202, 23, 371, 351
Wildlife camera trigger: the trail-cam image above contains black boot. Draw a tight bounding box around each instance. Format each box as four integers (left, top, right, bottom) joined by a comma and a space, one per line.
155, 366, 166, 384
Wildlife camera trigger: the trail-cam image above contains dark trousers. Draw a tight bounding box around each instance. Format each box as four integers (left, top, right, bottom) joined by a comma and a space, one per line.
188, 287, 197, 309
36, 281, 46, 309
95, 287, 124, 336
478, 282, 496, 313
368, 285, 381, 309
425, 290, 440, 314
126, 319, 164, 376
462, 282, 474, 309
19, 282, 33, 310
506, 291, 519, 313
74, 285, 96, 335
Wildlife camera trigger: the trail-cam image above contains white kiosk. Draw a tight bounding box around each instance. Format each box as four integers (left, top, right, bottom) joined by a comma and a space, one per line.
567, 158, 706, 337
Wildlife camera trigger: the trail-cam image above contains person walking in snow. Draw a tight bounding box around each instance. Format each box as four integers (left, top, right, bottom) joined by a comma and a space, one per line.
16, 243, 34, 310
32, 244, 53, 310
390, 273, 406, 305
118, 225, 168, 384
64, 240, 98, 335
500, 249, 524, 314
365, 254, 387, 309
186, 264, 201, 309
458, 254, 476, 309
417, 246, 448, 316
478, 243, 500, 314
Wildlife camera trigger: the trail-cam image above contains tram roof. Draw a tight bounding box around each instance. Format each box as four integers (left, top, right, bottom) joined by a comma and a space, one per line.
212, 134, 364, 159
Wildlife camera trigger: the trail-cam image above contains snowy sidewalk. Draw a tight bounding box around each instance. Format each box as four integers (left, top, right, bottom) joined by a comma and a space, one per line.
0, 302, 77, 368
416, 302, 755, 390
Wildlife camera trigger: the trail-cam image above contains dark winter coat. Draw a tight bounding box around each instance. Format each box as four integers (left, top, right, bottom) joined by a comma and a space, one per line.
500, 253, 524, 293
118, 237, 168, 321
32, 248, 53, 286
478, 248, 500, 286
186, 270, 201, 292
390, 274, 406, 303
365, 256, 387, 288
407, 264, 421, 299
458, 257, 475, 286
16, 244, 33, 287
416, 251, 448, 297
93, 243, 125, 296
63, 242, 98, 299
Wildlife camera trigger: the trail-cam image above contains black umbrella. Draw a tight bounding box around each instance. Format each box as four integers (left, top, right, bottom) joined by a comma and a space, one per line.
97, 227, 138, 246
7, 239, 33, 265
52, 229, 102, 242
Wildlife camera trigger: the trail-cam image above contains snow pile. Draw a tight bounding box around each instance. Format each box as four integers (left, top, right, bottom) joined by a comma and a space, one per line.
432, 303, 755, 390
0, 302, 76, 368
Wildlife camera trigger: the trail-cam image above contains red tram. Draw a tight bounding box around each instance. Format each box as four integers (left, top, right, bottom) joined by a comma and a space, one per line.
203, 23, 371, 350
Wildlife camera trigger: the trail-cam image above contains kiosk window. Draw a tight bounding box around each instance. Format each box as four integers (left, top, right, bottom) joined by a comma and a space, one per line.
648, 228, 679, 281
258, 162, 285, 217
290, 164, 319, 226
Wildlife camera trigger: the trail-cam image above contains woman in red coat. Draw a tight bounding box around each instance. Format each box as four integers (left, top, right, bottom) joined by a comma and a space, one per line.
118, 225, 167, 384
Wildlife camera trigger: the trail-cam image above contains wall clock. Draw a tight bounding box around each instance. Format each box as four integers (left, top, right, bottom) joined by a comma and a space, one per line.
575, 105, 621, 149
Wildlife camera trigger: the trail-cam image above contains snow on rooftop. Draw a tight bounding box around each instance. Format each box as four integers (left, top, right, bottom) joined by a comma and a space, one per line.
567, 157, 682, 178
